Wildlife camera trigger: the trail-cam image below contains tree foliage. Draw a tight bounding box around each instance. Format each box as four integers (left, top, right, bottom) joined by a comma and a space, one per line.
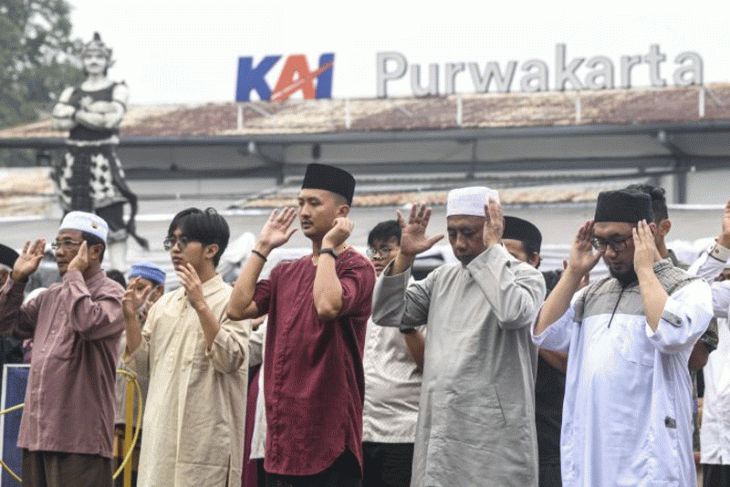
0, 0, 84, 129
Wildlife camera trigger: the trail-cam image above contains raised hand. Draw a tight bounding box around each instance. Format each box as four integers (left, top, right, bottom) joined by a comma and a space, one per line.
122, 276, 151, 319
719, 199, 730, 248
177, 263, 205, 310
67, 240, 89, 273
258, 207, 297, 252
633, 219, 660, 272
566, 220, 602, 277
323, 217, 354, 249
483, 198, 505, 249
397, 203, 444, 257
11, 239, 46, 281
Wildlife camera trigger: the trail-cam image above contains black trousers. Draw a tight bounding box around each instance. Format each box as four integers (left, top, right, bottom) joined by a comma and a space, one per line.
703, 463, 730, 487
265, 450, 361, 487
22, 449, 113, 487
362, 442, 414, 487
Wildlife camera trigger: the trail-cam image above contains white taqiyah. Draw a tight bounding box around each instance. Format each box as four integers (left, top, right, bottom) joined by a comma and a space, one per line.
446, 187, 500, 217
59, 211, 109, 242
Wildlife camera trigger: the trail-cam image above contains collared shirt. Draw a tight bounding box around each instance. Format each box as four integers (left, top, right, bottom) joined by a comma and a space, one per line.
0, 269, 123, 458
532, 261, 712, 487
253, 248, 375, 476
124, 274, 249, 487
372, 245, 546, 487
362, 318, 424, 443
688, 241, 730, 465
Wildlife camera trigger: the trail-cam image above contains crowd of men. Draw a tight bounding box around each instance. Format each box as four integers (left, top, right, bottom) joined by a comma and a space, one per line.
0, 161, 729, 487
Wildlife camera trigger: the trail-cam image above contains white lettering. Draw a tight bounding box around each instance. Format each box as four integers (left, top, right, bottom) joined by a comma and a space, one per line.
585, 56, 614, 90
520, 59, 549, 92
374, 45, 705, 97
376, 51, 407, 98
555, 44, 585, 91
673, 52, 703, 86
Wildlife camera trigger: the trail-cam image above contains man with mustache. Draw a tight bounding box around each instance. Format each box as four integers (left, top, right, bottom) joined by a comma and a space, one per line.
0, 211, 123, 487
371, 187, 546, 486
533, 189, 713, 487
228, 163, 375, 487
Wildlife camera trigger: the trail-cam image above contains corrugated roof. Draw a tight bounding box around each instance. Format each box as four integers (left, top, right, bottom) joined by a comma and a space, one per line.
2, 83, 729, 139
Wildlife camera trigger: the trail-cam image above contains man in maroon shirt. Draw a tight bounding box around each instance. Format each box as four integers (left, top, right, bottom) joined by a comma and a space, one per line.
0, 211, 124, 487
228, 163, 375, 487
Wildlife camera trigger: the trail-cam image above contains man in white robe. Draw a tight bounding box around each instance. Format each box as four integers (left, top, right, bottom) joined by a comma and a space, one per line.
533, 189, 713, 487
687, 199, 730, 486
372, 187, 546, 487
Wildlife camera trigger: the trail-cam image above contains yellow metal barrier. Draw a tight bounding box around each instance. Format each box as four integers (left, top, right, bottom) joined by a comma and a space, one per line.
0, 369, 143, 485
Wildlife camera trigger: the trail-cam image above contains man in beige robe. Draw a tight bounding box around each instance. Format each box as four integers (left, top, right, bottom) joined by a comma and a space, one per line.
123, 208, 249, 486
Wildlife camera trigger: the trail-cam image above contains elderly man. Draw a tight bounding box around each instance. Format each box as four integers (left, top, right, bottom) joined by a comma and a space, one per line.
533, 189, 713, 487
0, 211, 124, 487
371, 187, 546, 486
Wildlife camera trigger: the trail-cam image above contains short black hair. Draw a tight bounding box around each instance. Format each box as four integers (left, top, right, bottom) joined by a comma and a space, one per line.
81, 231, 106, 263
168, 207, 230, 267
368, 220, 401, 247
523, 241, 540, 260
106, 269, 126, 288
625, 183, 668, 223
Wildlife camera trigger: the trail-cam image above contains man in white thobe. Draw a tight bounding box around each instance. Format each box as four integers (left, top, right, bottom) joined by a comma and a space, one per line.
372, 187, 546, 487
688, 199, 730, 486
533, 189, 713, 487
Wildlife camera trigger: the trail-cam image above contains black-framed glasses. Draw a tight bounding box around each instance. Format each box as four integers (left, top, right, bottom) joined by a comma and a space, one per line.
366, 245, 396, 259
51, 239, 83, 251
591, 236, 631, 253
163, 236, 194, 251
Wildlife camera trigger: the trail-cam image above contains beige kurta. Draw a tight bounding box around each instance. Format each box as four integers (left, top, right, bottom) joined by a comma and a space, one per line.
124, 275, 249, 487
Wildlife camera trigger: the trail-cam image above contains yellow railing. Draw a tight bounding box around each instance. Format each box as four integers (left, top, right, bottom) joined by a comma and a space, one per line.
0, 369, 143, 486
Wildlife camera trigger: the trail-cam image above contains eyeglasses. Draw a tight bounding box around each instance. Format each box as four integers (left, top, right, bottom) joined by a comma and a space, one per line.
366, 245, 396, 259
163, 236, 195, 251
591, 236, 631, 253
51, 239, 83, 251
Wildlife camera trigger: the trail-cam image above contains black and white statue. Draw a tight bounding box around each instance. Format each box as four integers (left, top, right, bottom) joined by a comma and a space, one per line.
52, 32, 148, 270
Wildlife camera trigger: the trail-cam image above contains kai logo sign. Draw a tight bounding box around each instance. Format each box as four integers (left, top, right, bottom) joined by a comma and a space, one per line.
236, 53, 334, 102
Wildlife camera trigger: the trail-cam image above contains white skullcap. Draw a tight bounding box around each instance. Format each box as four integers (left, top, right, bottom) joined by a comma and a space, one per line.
446, 187, 500, 217
59, 211, 108, 242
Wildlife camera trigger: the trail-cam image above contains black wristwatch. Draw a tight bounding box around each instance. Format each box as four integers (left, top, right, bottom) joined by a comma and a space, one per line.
399, 327, 417, 335
318, 247, 339, 259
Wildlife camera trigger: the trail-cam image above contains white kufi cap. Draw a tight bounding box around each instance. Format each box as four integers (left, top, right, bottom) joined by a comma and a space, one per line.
446, 186, 499, 217
59, 211, 108, 242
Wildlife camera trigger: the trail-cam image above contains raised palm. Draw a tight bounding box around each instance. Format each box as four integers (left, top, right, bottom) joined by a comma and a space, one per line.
721, 199, 730, 247
13, 239, 46, 280
567, 221, 602, 276
259, 207, 297, 250
398, 203, 444, 256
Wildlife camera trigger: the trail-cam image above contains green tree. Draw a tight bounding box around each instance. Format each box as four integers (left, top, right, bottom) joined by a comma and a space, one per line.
0, 0, 84, 130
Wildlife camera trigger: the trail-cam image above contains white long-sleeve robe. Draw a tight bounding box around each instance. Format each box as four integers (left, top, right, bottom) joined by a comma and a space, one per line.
533, 260, 712, 487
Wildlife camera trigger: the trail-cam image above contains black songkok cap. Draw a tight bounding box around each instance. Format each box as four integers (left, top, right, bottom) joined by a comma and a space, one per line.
0, 244, 18, 269
301, 163, 356, 205
594, 189, 653, 224
503, 216, 542, 253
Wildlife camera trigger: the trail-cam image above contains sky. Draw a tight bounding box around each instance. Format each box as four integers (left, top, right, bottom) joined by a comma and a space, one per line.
66, 0, 730, 105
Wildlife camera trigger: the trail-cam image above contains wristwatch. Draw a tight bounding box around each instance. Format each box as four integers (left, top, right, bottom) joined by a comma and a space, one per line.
399, 327, 417, 335
318, 247, 339, 259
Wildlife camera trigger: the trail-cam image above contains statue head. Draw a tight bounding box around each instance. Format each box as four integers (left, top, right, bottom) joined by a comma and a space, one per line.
81, 32, 114, 74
